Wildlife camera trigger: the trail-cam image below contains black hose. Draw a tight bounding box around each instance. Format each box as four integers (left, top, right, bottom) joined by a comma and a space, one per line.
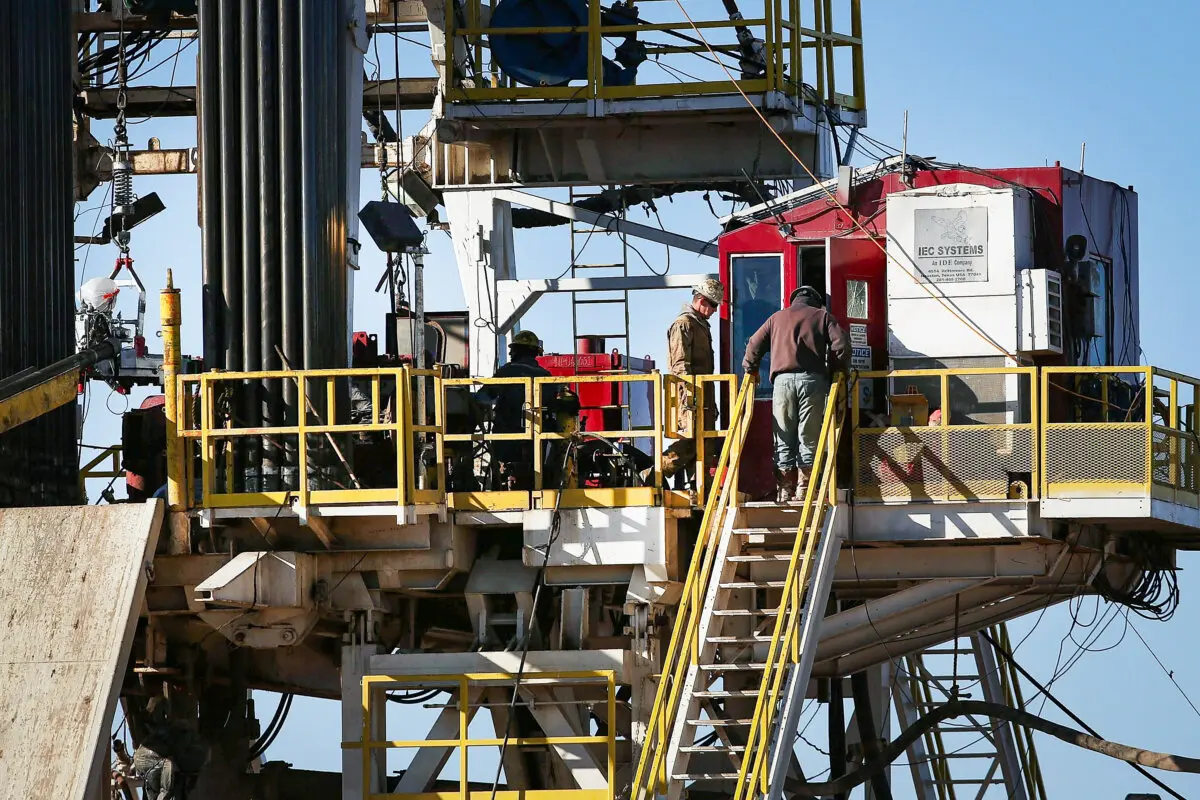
0, 341, 116, 402
248, 692, 293, 762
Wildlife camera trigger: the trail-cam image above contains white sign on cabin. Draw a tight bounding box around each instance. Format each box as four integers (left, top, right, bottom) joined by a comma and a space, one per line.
913, 206, 989, 283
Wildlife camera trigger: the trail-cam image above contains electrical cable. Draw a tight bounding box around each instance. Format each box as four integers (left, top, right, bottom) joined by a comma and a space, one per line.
668, 1, 1018, 361
487, 435, 579, 800
247, 692, 294, 762
785, 699, 1200, 798
1128, 619, 1200, 723
981, 629, 1188, 800
388, 688, 442, 705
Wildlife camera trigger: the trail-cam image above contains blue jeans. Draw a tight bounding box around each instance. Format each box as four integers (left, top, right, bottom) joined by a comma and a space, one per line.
772, 372, 829, 471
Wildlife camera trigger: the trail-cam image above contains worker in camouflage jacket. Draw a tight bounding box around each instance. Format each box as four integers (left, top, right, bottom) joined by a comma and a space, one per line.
653, 278, 724, 487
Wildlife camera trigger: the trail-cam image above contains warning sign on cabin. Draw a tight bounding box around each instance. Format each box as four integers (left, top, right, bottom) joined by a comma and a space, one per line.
913, 207, 988, 283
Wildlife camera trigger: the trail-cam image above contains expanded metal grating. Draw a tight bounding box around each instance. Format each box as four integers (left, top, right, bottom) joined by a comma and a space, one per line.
1043, 425, 1146, 486
857, 427, 1033, 502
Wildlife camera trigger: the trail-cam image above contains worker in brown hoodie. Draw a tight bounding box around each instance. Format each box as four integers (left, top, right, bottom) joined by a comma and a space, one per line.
742, 286, 850, 502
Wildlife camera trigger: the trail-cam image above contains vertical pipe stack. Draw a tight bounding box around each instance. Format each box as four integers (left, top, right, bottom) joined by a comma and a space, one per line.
197, 0, 358, 487
0, 1, 77, 507
198, 0, 223, 369
258, 1, 282, 486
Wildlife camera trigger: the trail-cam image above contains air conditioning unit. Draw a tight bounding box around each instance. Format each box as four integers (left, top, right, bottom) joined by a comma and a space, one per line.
1017, 268, 1064, 355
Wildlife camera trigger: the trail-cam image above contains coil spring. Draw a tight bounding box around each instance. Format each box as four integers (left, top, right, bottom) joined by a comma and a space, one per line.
113, 160, 134, 209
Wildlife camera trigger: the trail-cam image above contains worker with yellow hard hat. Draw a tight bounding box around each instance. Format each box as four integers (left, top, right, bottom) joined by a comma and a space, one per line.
480, 329, 552, 490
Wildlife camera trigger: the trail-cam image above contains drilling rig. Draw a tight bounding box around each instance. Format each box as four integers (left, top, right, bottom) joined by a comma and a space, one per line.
0, 3, 1193, 800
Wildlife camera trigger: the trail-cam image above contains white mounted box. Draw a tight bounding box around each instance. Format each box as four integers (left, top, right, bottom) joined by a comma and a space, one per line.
1017, 269, 1064, 355
886, 184, 1034, 361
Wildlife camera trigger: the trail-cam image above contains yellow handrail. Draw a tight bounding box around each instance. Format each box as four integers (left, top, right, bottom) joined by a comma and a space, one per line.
441, 0, 866, 110
630, 375, 756, 799
352, 671, 618, 800
735, 376, 845, 799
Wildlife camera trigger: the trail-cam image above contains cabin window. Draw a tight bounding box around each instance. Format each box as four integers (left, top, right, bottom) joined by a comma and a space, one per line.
730, 254, 782, 399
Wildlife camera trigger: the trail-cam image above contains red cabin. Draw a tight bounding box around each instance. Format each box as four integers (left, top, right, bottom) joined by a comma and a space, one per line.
719, 161, 1139, 497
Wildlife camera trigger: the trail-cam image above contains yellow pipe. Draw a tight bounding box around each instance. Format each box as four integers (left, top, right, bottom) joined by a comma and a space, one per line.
161, 269, 185, 510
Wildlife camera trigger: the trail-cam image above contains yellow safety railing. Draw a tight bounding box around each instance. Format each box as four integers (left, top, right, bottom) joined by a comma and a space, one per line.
348, 671, 617, 800
535, 372, 664, 509
734, 376, 844, 800
1040, 365, 1200, 507
79, 444, 123, 499
1150, 368, 1200, 506
443, 0, 865, 111
177, 368, 424, 510
664, 373, 738, 507
175, 367, 736, 513
443, 374, 540, 512
853, 368, 1039, 503
631, 375, 755, 799
1040, 366, 1152, 500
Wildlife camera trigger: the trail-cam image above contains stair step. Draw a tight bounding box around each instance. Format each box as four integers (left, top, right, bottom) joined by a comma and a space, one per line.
679, 745, 747, 754
692, 689, 762, 698
686, 718, 754, 727
734, 527, 797, 536
719, 580, 786, 589
700, 662, 767, 672
671, 772, 741, 781
707, 635, 772, 643
727, 554, 793, 562
712, 608, 779, 617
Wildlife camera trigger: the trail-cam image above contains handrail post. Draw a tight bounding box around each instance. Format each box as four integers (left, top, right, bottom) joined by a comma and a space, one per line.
161, 271, 185, 511
200, 374, 215, 507
459, 676, 469, 800
434, 372, 447, 502
696, 377, 707, 505
1145, 367, 1154, 494
1040, 369, 1050, 498
532, 377, 542, 495
653, 371, 664, 498
360, 676, 372, 800
396, 368, 408, 507
297, 375, 309, 510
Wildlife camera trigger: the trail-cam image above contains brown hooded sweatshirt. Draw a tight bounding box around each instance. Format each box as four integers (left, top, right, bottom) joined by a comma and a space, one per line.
742, 293, 850, 381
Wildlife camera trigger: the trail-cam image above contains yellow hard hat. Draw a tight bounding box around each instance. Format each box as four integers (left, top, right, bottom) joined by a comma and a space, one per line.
693, 278, 724, 306
511, 330, 542, 349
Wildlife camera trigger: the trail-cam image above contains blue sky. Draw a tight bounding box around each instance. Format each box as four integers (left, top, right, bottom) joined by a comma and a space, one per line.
85, 2, 1200, 796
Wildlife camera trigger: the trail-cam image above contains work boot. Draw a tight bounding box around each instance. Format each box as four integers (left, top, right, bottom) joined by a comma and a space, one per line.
777, 469, 798, 504
793, 467, 813, 502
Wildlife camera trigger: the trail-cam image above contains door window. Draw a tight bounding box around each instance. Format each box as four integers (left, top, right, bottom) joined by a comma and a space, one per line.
846, 279, 869, 319
730, 254, 782, 399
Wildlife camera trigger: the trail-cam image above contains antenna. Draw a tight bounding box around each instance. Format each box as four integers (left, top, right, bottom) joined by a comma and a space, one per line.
1080, 141, 1087, 173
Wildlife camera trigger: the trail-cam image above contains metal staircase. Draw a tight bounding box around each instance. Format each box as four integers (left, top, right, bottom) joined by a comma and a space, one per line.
894, 625, 1047, 800
633, 377, 846, 800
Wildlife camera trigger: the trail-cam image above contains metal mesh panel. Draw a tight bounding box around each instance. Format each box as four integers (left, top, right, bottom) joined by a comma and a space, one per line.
1044, 425, 1146, 485
856, 427, 1032, 501
1153, 429, 1200, 493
